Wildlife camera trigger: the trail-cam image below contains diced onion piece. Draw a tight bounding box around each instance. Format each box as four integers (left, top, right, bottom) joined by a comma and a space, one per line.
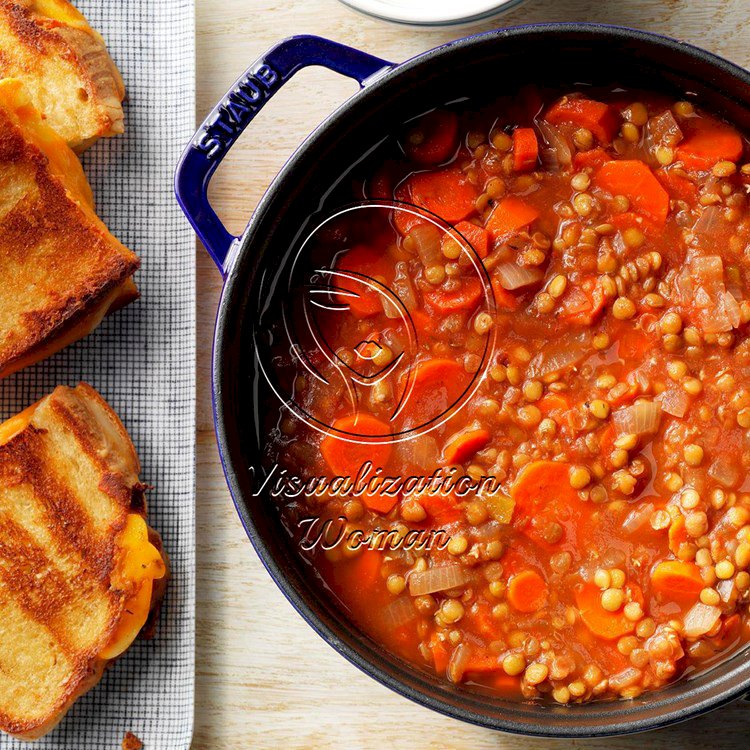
694, 286, 713, 310
691, 253, 724, 285
398, 434, 439, 471
683, 602, 721, 638
682, 467, 706, 494
691, 210, 724, 246
381, 296, 399, 319
540, 147, 560, 172
612, 400, 661, 436
537, 119, 572, 168
447, 642, 470, 683
647, 110, 683, 149
384, 261, 417, 318
717, 579, 736, 604
608, 667, 642, 692
623, 502, 654, 534
674, 266, 694, 304
722, 291, 741, 329
382, 597, 418, 630
483, 493, 515, 524
528, 335, 589, 377
708, 455, 740, 489
495, 262, 544, 291
656, 387, 690, 418
473, 521, 503, 542
409, 565, 469, 596
699, 290, 741, 334
410, 224, 442, 267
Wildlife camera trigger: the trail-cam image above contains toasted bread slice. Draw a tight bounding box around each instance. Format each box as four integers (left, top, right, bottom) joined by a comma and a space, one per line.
0, 78, 138, 379
0, 0, 125, 150
0, 384, 167, 740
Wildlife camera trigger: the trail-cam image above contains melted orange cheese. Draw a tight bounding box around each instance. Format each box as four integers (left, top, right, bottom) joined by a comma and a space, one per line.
0, 78, 95, 207
0, 395, 163, 660
31, 0, 94, 32
0, 401, 39, 444
100, 513, 166, 660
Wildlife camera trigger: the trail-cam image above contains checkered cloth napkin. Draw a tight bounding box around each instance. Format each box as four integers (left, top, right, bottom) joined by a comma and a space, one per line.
0, 1, 196, 748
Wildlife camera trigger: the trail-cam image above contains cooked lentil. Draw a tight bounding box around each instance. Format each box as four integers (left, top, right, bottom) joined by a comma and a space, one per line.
268, 88, 750, 705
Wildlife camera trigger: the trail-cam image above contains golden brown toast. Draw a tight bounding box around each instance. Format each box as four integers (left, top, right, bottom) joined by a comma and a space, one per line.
0, 78, 139, 379
0, 384, 167, 741
0, 0, 125, 150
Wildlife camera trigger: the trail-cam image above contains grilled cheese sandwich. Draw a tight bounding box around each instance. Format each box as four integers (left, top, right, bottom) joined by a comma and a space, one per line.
0, 0, 125, 150
0, 384, 166, 740
0, 78, 139, 379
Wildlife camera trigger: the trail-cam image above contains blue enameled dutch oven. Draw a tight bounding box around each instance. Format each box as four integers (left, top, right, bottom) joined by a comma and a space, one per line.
176, 24, 750, 736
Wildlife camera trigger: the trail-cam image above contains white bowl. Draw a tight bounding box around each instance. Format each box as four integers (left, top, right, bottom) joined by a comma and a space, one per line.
338, 0, 527, 26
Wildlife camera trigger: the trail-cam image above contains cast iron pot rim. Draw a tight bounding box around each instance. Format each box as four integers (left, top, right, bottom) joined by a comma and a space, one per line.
212, 22, 750, 736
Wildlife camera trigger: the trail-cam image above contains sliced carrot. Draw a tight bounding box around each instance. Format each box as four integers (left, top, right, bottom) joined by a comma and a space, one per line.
451, 220, 490, 259
507, 570, 548, 613
430, 633, 450, 673
410, 308, 434, 338
485, 196, 539, 240
595, 160, 670, 225
575, 582, 636, 640
443, 428, 491, 465
651, 560, 704, 605
617, 327, 652, 360
656, 168, 698, 203
491, 277, 522, 311
668, 515, 688, 556
322, 415, 394, 512
401, 358, 468, 429
463, 652, 503, 674
511, 460, 578, 518
512, 127, 539, 172
573, 147, 610, 171
360, 490, 399, 515
677, 120, 744, 170
545, 97, 618, 142
558, 276, 607, 326
418, 492, 462, 526
424, 277, 483, 313
537, 393, 571, 416
403, 110, 459, 166
392, 181, 428, 236
408, 168, 478, 223
334, 244, 392, 316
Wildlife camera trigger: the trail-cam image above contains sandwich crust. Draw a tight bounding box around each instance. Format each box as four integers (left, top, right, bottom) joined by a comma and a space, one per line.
0, 78, 139, 378
0, 0, 125, 150
0, 384, 166, 740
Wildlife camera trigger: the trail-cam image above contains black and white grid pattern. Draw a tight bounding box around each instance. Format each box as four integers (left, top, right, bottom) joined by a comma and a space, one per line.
1, 1, 195, 748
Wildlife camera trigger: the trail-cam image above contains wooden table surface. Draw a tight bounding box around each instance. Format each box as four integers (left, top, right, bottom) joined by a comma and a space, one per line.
193, 1, 750, 747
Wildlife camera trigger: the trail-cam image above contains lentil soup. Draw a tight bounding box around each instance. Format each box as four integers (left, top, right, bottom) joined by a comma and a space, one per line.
265, 87, 750, 704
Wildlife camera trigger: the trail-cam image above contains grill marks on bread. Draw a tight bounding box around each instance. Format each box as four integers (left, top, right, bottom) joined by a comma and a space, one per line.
0, 385, 148, 738
0, 0, 125, 150
0, 81, 138, 377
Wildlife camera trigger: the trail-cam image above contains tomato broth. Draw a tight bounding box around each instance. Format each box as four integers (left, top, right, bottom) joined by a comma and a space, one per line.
264, 87, 750, 704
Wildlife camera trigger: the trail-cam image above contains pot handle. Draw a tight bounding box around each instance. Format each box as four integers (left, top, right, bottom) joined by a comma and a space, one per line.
174, 34, 393, 275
